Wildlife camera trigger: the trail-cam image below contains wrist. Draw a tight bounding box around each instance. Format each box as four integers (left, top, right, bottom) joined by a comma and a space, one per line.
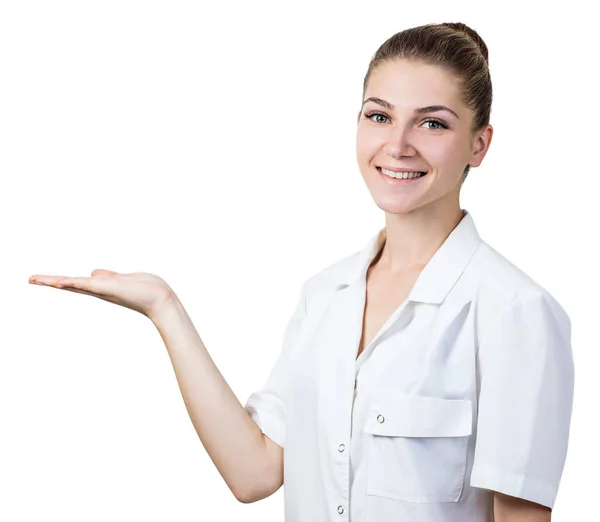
149, 292, 183, 326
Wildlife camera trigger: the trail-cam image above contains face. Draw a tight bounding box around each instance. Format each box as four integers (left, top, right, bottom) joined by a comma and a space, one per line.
356, 59, 492, 215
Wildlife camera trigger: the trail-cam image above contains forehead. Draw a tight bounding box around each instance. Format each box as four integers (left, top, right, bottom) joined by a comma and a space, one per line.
365, 59, 463, 111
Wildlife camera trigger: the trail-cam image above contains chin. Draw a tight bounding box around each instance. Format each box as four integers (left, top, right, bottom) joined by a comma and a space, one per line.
371, 195, 419, 215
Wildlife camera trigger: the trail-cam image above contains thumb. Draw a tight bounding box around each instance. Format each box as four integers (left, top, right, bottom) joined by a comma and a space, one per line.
91, 269, 119, 276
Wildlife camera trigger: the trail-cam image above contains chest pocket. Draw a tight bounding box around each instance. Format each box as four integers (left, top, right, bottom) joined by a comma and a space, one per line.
364, 389, 472, 503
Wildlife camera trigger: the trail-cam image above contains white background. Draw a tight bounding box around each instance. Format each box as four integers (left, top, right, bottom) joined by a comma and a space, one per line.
1, 0, 597, 520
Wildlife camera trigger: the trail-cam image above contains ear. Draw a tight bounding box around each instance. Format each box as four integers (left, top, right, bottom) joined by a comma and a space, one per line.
468, 124, 493, 168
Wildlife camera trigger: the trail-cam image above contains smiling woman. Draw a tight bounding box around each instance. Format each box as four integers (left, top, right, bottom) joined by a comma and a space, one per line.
243, 21, 572, 522
355, 23, 492, 217
28, 20, 572, 522
356, 57, 489, 209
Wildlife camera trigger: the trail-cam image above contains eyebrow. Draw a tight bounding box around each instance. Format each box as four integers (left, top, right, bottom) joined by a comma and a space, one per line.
361, 96, 459, 119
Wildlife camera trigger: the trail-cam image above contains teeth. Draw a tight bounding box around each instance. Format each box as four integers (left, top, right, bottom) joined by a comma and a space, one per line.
380, 167, 425, 179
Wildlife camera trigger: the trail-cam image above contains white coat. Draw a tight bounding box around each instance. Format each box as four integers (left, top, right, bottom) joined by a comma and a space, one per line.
244, 209, 574, 522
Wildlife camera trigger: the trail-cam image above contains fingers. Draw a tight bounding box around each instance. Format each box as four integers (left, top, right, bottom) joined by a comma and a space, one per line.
29, 276, 67, 286
54, 277, 79, 287
47, 285, 91, 296
29, 276, 91, 290
29, 275, 108, 300
30, 270, 116, 286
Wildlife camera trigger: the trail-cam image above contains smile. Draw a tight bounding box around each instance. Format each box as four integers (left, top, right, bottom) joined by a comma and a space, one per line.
379, 167, 427, 179
377, 166, 428, 185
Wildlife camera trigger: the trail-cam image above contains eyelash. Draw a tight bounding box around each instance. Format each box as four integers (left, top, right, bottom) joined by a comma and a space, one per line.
364, 111, 449, 130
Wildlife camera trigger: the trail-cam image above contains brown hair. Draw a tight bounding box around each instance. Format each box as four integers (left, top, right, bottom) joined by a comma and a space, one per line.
361, 22, 492, 183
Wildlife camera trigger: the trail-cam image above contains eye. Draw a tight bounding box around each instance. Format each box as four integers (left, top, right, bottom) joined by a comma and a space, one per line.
364, 112, 449, 130
364, 111, 389, 124
422, 119, 449, 130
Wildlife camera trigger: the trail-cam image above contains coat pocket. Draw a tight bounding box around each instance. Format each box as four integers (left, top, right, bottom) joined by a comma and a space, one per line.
364, 389, 473, 503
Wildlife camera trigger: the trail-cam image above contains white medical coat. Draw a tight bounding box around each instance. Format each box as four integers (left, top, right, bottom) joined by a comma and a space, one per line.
244, 209, 574, 522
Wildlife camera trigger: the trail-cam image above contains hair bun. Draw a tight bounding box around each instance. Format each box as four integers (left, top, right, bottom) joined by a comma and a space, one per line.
441, 22, 489, 64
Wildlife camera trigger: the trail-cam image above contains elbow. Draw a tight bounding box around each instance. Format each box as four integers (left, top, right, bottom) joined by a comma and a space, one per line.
233, 490, 254, 504
233, 478, 282, 504
230, 433, 284, 503
233, 484, 258, 504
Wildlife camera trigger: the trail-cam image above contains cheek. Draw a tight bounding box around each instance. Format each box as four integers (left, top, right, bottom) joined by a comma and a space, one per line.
356, 128, 382, 158
421, 136, 464, 167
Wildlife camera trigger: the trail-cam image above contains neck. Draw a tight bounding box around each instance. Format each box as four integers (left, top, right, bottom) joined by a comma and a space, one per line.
376, 206, 466, 276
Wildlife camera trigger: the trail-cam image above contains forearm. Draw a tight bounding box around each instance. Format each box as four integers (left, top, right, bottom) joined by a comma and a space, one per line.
150, 296, 269, 501
493, 492, 552, 521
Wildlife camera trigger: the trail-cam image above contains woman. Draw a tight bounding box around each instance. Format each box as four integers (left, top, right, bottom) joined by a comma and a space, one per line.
29, 22, 573, 522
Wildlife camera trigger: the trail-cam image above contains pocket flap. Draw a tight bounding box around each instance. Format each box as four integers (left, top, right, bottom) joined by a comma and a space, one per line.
364, 390, 473, 438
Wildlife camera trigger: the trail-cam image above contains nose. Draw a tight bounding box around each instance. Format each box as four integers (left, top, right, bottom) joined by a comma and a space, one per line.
384, 125, 417, 158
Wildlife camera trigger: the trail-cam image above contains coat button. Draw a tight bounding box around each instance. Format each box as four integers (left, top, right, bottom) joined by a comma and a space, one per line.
338, 443, 345, 452
377, 414, 385, 423
337, 505, 344, 514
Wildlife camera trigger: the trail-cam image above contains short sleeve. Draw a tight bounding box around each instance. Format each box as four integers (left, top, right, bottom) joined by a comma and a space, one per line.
470, 292, 574, 509
243, 278, 310, 449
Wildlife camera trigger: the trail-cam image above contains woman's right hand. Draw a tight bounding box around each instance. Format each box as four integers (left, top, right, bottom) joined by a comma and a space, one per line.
28, 269, 177, 320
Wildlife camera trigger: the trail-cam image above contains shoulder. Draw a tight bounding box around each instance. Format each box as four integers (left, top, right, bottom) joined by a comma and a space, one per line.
469, 241, 550, 300
467, 241, 571, 338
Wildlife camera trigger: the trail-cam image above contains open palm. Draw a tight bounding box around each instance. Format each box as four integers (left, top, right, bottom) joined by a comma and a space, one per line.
29, 269, 176, 320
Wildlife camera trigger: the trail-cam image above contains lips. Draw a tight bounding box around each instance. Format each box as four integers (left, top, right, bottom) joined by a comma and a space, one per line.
377, 166, 428, 176
377, 166, 428, 174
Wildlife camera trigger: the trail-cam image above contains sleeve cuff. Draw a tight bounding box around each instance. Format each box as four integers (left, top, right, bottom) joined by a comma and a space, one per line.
470, 463, 558, 509
245, 405, 285, 448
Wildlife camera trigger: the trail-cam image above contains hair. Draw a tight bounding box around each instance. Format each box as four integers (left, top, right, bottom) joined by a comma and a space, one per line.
361, 22, 492, 184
